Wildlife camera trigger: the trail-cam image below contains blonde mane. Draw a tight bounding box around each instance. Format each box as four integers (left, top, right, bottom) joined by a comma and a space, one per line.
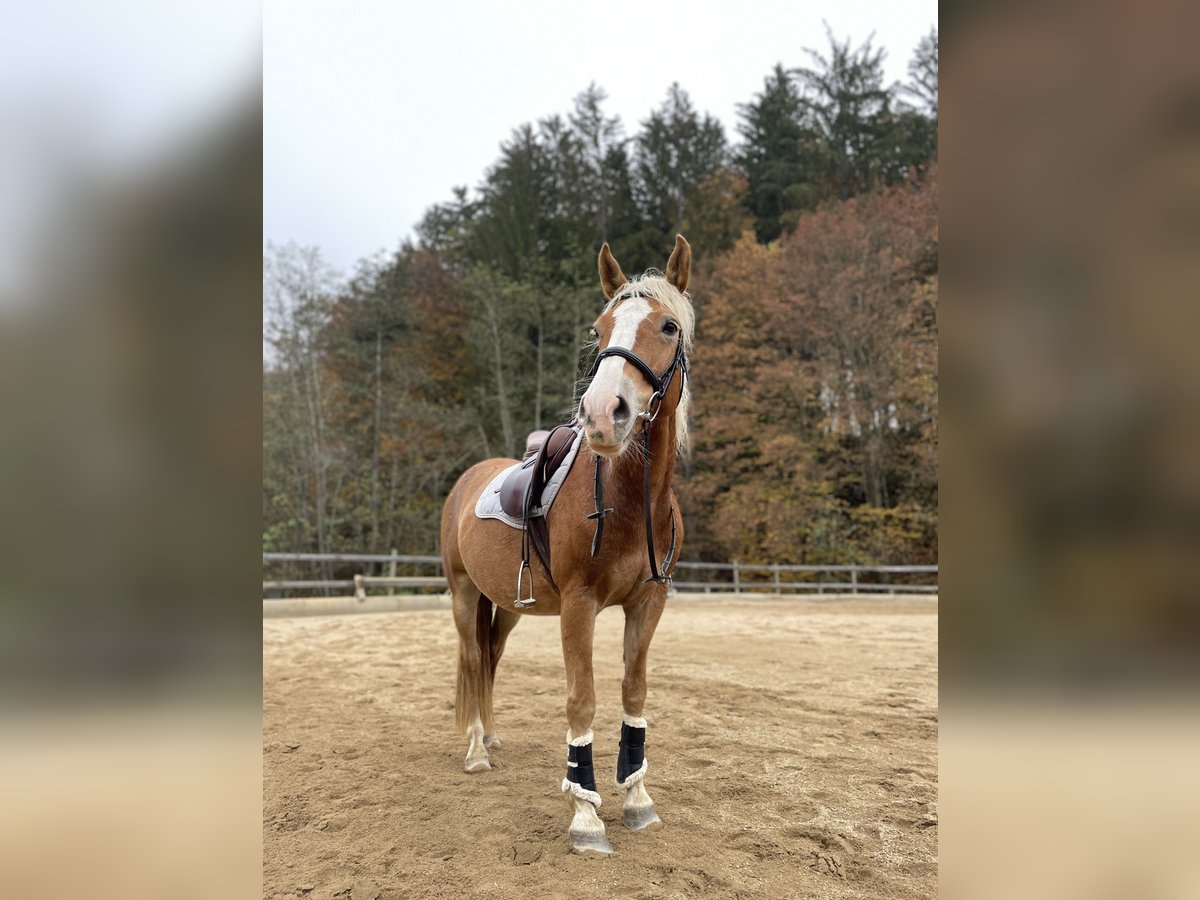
605, 272, 694, 456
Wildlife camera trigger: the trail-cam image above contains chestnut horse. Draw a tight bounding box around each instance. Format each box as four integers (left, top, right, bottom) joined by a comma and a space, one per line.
439, 236, 694, 854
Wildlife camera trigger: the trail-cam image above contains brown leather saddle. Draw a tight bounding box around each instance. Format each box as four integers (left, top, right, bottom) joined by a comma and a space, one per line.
498, 423, 578, 591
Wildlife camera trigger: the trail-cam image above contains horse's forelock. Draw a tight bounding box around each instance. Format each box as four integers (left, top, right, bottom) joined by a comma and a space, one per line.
607, 273, 695, 351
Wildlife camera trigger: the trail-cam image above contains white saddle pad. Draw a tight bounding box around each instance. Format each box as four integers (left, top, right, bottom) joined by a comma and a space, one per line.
474, 432, 583, 529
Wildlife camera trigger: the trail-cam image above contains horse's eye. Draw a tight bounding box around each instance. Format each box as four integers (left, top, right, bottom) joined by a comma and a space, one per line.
662, 320, 679, 336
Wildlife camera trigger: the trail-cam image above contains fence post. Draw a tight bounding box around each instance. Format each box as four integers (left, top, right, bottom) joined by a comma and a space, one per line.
354, 574, 366, 603
388, 549, 398, 579
732, 560, 740, 594
772, 564, 781, 595
851, 566, 858, 595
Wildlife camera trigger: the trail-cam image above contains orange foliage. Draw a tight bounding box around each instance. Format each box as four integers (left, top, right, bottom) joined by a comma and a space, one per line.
679, 171, 938, 564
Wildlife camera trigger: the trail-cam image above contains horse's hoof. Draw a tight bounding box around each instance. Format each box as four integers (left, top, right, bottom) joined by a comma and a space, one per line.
569, 830, 614, 855
623, 804, 661, 831
463, 756, 491, 773
483, 733, 502, 750
622, 804, 660, 831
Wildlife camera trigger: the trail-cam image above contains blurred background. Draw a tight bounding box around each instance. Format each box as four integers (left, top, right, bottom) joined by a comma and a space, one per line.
941, 1, 1200, 897
0, 2, 262, 898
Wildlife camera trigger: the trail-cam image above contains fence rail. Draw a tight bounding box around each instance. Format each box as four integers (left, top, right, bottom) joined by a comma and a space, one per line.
263, 552, 937, 600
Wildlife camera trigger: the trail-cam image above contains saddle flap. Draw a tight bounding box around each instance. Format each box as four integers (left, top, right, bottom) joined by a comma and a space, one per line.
542, 424, 577, 473
498, 424, 579, 520
498, 454, 537, 519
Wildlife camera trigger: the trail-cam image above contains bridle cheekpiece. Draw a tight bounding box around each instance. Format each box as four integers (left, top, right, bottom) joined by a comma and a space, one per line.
584, 290, 688, 583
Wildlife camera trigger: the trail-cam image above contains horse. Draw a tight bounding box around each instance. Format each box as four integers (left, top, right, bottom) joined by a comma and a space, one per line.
439, 235, 694, 855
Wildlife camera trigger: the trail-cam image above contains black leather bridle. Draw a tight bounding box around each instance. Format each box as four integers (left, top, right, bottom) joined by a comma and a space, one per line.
584, 294, 689, 583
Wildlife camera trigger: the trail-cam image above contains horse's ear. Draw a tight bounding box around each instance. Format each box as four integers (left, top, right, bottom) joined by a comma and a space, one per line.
665, 234, 691, 293
598, 243, 627, 300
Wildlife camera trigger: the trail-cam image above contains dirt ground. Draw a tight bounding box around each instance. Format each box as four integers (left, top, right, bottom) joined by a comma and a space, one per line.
263, 597, 938, 899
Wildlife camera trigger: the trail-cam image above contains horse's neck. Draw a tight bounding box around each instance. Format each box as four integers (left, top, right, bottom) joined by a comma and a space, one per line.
621, 416, 676, 488
606, 407, 678, 526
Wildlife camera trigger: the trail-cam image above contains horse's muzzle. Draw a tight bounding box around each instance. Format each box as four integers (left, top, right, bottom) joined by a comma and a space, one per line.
580, 424, 630, 459
579, 391, 633, 456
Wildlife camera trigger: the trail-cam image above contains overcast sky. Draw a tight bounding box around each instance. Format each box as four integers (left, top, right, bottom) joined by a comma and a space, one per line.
265, 0, 936, 272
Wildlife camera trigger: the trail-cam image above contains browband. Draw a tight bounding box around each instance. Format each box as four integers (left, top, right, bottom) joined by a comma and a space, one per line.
587, 346, 666, 394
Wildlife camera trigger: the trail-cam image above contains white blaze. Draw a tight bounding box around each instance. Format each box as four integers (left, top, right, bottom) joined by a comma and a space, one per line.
585, 297, 651, 408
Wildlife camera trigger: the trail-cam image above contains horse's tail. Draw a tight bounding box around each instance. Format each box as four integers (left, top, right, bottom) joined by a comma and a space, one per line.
455, 594, 495, 733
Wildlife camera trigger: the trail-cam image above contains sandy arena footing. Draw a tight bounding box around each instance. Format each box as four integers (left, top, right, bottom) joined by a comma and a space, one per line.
264, 597, 937, 899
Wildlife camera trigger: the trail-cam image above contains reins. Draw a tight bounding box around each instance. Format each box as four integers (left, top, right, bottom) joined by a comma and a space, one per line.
585, 297, 688, 584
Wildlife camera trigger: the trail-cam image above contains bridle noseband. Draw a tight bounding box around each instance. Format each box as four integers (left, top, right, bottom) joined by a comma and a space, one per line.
585, 292, 688, 583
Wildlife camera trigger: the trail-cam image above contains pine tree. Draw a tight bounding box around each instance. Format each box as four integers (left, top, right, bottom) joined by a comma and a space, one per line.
899, 29, 938, 164
905, 29, 938, 121
632, 84, 729, 267
468, 124, 554, 280
792, 27, 939, 198
736, 64, 818, 242
600, 142, 645, 269
793, 28, 896, 199
568, 84, 626, 247
416, 185, 474, 256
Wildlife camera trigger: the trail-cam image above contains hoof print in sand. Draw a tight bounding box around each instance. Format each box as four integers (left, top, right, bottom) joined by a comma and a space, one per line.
809, 852, 844, 878
315, 813, 349, 832
510, 841, 543, 865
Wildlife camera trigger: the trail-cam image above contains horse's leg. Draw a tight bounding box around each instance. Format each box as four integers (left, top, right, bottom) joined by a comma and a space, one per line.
559, 595, 611, 855
483, 606, 521, 750
451, 579, 493, 773
618, 588, 667, 830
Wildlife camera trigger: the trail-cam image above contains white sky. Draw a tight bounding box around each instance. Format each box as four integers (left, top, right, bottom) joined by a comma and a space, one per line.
265, 0, 936, 272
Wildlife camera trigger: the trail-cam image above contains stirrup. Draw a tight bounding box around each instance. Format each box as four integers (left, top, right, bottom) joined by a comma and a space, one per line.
514, 558, 536, 608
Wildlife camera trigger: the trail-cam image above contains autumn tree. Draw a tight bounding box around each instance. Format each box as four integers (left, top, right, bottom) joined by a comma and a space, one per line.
262, 242, 343, 572
681, 170, 938, 566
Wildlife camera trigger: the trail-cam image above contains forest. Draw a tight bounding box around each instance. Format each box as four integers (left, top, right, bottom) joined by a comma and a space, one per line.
263, 29, 938, 574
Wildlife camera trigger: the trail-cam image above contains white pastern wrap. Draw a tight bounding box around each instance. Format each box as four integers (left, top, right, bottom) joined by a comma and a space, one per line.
561, 729, 601, 808
562, 778, 603, 808
621, 713, 648, 729
616, 756, 649, 789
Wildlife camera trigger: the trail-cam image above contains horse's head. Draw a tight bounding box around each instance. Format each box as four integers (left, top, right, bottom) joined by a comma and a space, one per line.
578, 235, 694, 458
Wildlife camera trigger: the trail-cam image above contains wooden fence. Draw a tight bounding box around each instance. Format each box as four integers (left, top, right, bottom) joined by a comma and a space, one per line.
263, 552, 937, 600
